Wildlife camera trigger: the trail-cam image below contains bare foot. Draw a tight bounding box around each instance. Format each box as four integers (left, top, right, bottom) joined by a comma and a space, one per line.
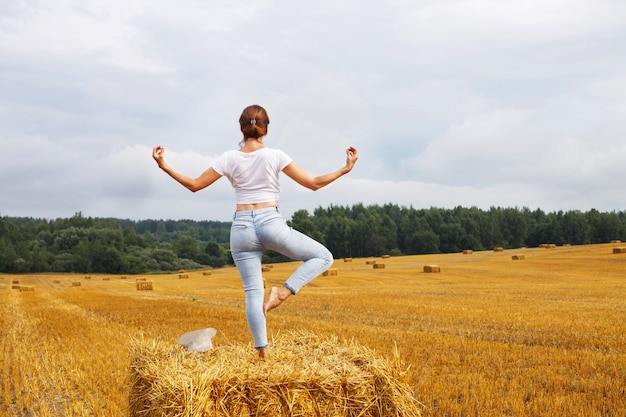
263, 286, 291, 316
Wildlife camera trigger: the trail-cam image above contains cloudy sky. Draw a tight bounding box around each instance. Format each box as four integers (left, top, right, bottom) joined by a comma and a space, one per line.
2, 0, 625, 222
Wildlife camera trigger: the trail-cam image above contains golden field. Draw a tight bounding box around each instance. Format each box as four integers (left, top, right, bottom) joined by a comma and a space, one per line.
1, 243, 625, 416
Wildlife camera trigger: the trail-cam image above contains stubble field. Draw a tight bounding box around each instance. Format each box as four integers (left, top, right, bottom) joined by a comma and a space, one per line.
1, 243, 625, 416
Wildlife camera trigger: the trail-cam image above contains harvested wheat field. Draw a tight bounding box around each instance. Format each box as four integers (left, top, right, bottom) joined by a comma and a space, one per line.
1, 243, 625, 416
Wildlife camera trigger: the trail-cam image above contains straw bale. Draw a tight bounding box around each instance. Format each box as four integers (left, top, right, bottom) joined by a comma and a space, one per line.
539, 243, 556, 248
121, 276, 128, 279
179, 274, 189, 279
11, 285, 21, 290
137, 281, 154, 291
136, 277, 147, 282
365, 259, 376, 265
203, 271, 212, 276
264, 264, 274, 269
322, 268, 338, 276
373, 263, 385, 269
19, 286, 34, 292
610, 240, 621, 244
103, 277, 110, 281
423, 265, 440, 273
84, 275, 91, 280
178, 269, 186, 274
262, 267, 271, 272
613, 247, 626, 254
129, 331, 423, 417
12, 280, 19, 284
72, 281, 81, 287
343, 258, 353, 262
462, 250, 473, 255
381, 254, 391, 259
53, 280, 61, 284
493, 247, 503, 252
512, 254, 525, 260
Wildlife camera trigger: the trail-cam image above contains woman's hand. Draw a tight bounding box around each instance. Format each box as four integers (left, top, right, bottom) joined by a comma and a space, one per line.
152, 146, 166, 168
344, 146, 358, 172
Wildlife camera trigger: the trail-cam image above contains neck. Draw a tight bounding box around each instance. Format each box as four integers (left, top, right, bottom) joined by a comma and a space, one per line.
241, 137, 264, 152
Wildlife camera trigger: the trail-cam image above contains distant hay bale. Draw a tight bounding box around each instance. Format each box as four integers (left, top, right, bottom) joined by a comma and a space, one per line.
53, 280, 61, 284
613, 247, 626, 254
84, 275, 91, 280
179, 274, 189, 279
136, 281, 154, 291
610, 240, 621, 244
343, 258, 353, 262
178, 269, 186, 274
539, 243, 556, 249
136, 277, 147, 282
365, 259, 376, 265
202, 271, 212, 276
493, 247, 504, 252
264, 264, 274, 269
128, 331, 423, 417
12, 280, 19, 284
381, 254, 391, 259
11, 285, 21, 290
103, 277, 110, 281
462, 250, 473, 255
423, 265, 441, 273
72, 281, 81, 287
562, 243, 572, 247
121, 276, 128, 279
373, 263, 385, 269
19, 286, 34, 292
512, 254, 525, 260
322, 268, 338, 276
261, 267, 271, 272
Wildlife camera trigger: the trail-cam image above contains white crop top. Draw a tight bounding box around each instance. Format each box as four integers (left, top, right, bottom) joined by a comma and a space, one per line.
211, 147, 293, 204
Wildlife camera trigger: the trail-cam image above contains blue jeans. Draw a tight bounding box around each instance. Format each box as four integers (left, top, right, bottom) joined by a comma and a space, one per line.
230, 207, 333, 349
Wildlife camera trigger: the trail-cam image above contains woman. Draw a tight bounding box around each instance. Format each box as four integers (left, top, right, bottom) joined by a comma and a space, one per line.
152, 104, 358, 358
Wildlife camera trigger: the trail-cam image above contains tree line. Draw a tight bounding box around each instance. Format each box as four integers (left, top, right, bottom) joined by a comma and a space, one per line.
1, 204, 625, 274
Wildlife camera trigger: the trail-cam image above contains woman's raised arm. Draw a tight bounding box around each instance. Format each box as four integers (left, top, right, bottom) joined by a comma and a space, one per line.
152, 146, 222, 192
282, 146, 358, 191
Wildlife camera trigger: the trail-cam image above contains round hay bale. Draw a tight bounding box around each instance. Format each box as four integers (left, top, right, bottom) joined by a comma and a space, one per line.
613, 247, 626, 254
423, 265, 440, 273
129, 331, 423, 417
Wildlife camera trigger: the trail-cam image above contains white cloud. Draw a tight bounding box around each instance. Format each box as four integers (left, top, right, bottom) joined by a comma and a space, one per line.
1, 0, 626, 221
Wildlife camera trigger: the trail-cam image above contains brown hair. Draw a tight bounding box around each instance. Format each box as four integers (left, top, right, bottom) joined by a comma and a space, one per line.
239, 105, 270, 139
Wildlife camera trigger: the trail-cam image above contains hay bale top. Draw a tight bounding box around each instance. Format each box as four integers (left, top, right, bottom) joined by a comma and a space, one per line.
129, 331, 422, 417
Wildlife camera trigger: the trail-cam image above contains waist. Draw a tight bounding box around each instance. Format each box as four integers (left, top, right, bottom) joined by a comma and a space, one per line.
235, 201, 279, 212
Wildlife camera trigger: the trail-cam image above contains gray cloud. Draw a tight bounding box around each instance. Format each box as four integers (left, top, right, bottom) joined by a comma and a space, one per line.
2, 0, 626, 221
